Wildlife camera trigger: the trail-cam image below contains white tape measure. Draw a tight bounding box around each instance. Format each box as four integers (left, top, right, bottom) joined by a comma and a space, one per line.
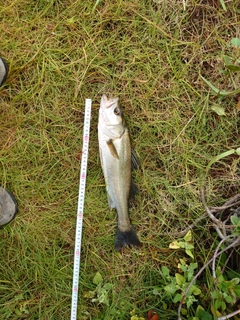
70, 99, 92, 320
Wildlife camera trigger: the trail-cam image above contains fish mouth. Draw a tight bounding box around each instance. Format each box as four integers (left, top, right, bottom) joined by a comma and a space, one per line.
100, 94, 119, 109
106, 98, 119, 109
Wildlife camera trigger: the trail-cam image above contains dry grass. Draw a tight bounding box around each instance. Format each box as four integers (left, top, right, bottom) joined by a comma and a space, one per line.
0, 0, 239, 319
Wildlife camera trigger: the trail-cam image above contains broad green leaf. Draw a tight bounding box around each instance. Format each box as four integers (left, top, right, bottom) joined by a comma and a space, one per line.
186, 249, 194, 259
230, 38, 240, 47
225, 65, 240, 72
179, 258, 186, 266
161, 265, 170, 277
173, 293, 182, 303
169, 241, 181, 249
153, 288, 161, 296
231, 215, 240, 226
180, 308, 188, 315
197, 308, 213, 320
95, 283, 112, 306
178, 241, 187, 248
225, 296, 233, 304
236, 148, 240, 156
93, 272, 103, 285
200, 75, 229, 95
211, 105, 226, 116
103, 283, 113, 290
220, 0, 227, 11
214, 299, 226, 311
184, 230, 192, 242
191, 285, 201, 295
178, 263, 187, 272
196, 305, 205, 316
200, 75, 240, 96
234, 285, 240, 296
189, 262, 198, 271
83, 290, 95, 299
187, 296, 197, 308
211, 304, 222, 318
163, 302, 168, 310
164, 283, 177, 294
206, 149, 236, 171
185, 243, 194, 250
175, 273, 186, 286
232, 276, 240, 284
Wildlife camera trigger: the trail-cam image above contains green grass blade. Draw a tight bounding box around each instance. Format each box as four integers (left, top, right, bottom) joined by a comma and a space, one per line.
220, 0, 227, 11
200, 75, 240, 96
206, 149, 237, 171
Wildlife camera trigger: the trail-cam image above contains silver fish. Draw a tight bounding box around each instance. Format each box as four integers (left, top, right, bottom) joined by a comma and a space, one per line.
98, 94, 141, 250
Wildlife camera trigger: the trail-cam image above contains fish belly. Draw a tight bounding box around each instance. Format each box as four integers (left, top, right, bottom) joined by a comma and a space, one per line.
99, 129, 131, 231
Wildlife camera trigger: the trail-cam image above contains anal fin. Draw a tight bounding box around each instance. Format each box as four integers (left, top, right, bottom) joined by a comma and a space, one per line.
129, 179, 138, 201
131, 147, 140, 170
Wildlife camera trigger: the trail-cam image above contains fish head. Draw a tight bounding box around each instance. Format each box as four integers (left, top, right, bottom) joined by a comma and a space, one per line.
99, 94, 123, 127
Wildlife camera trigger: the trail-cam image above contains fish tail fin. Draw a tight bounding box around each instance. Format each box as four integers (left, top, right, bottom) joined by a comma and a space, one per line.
114, 226, 141, 251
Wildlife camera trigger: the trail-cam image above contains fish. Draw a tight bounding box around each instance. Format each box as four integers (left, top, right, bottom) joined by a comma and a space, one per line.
98, 94, 141, 251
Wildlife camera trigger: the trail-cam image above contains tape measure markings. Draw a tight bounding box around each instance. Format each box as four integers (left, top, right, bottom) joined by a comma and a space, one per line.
70, 98, 92, 320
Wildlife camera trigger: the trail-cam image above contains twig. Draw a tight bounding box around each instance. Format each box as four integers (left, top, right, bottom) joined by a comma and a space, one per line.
201, 190, 228, 240
212, 236, 233, 279
177, 191, 240, 319
168, 193, 240, 237
177, 237, 240, 320
217, 309, 240, 320
209, 194, 240, 213
166, 212, 208, 237
210, 199, 240, 213
201, 190, 223, 226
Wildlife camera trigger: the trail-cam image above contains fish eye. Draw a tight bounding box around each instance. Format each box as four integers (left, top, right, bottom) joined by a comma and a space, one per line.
114, 107, 121, 115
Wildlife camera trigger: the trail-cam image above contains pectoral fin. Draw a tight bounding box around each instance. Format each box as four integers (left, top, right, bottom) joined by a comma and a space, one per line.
106, 139, 119, 159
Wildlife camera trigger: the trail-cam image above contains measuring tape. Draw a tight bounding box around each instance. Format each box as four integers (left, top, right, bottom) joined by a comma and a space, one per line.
70, 98, 92, 320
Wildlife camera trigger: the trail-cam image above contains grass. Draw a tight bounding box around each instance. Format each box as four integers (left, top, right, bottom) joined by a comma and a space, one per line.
0, 0, 239, 319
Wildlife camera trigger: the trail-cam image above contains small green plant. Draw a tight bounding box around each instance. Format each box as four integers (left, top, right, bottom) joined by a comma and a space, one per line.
152, 261, 202, 317
206, 147, 240, 172
169, 230, 194, 259
84, 272, 113, 306
130, 309, 145, 320
163, 260, 201, 312
158, 221, 240, 320
201, 37, 240, 101
211, 267, 240, 318
231, 215, 240, 235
